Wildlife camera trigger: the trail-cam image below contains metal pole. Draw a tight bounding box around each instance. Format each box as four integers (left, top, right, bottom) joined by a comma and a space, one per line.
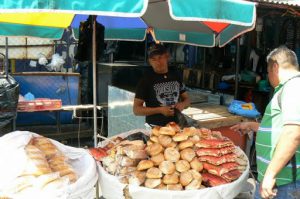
92, 16, 98, 147
234, 38, 240, 99
5, 37, 8, 76
201, 48, 206, 88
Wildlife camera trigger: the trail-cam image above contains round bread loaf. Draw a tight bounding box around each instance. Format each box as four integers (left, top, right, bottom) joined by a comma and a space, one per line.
172, 133, 188, 142
166, 122, 181, 133
159, 127, 176, 136
150, 135, 159, 143
146, 167, 162, 179
185, 179, 201, 190
157, 183, 167, 190
183, 127, 198, 137
190, 158, 203, 172
150, 153, 165, 166
164, 147, 180, 162
137, 160, 154, 171
158, 135, 172, 147
190, 169, 202, 181
180, 170, 193, 186
159, 161, 175, 175
175, 160, 190, 173
146, 143, 163, 156
180, 148, 196, 162
178, 140, 194, 150
152, 126, 161, 136
163, 173, 179, 185
144, 178, 161, 189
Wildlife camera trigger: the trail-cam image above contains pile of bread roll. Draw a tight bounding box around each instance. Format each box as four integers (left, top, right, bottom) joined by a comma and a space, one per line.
4, 136, 77, 195
133, 123, 205, 190
101, 140, 148, 178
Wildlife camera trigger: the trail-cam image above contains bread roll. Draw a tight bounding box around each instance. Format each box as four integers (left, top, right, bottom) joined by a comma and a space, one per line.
189, 135, 201, 144
163, 173, 179, 185
168, 142, 177, 148
146, 167, 162, 179
147, 140, 154, 146
32, 137, 58, 158
64, 172, 77, 183
173, 133, 188, 142
119, 156, 138, 167
124, 149, 148, 160
175, 160, 190, 173
180, 148, 196, 162
119, 167, 137, 175
137, 160, 154, 171
164, 147, 180, 162
166, 122, 181, 133
151, 153, 165, 166
150, 135, 159, 143
144, 178, 161, 189
190, 158, 203, 172
23, 145, 52, 176
146, 143, 163, 156
157, 183, 167, 190
128, 171, 146, 186
183, 127, 198, 137
151, 126, 161, 136
178, 140, 194, 150
35, 172, 60, 188
158, 135, 172, 147
159, 127, 176, 136
190, 169, 202, 181
119, 140, 144, 148
159, 161, 175, 175
180, 170, 193, 186
167, 184, 183, 191
185, 179, 201, 190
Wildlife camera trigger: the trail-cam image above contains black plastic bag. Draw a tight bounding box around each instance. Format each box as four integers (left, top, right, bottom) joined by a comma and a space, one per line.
174, 108, 200, 128
0, 74, 19, 129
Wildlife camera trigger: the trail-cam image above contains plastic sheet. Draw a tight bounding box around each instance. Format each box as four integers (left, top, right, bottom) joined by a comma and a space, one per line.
0, 131, 98, 199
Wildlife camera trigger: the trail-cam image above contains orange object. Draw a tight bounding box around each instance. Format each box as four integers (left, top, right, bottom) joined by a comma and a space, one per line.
18, 98, 62, 112
212, 126, 247, 152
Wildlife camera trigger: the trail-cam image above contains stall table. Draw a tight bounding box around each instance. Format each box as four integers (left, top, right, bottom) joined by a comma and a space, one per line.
182, 103, 250, 151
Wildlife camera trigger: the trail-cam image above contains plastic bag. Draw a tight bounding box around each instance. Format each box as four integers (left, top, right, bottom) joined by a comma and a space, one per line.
228, 100, 260, 119
46, 54, 65, 72
0, 75, 19, 129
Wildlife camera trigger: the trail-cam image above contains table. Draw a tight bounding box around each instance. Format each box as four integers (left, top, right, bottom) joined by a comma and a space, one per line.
182, 103, 250, 151
15, 104, 103, 134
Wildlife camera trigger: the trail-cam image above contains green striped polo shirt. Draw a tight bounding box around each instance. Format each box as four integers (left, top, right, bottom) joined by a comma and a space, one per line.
256, 75, 300, 186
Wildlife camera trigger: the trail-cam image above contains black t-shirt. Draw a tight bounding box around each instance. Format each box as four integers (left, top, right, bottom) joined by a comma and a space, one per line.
135, 71, 186, 126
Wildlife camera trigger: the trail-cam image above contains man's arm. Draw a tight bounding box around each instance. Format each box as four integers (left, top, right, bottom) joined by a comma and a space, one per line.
133, 98, 174, 117
261, 124, 300, 198
174, 92, 190, 111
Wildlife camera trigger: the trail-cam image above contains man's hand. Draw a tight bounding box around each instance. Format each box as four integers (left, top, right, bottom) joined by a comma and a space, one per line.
260, 174, 277, 199
174, 102, 186, 111
160, 106, 175, 117
230, 122, 259, 135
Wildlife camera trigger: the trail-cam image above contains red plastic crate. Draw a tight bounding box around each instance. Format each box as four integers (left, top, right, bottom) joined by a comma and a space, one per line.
18, 98, 62, 112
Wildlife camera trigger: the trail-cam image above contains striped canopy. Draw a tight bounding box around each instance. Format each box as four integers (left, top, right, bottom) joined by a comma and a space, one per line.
0, 0, 256, 47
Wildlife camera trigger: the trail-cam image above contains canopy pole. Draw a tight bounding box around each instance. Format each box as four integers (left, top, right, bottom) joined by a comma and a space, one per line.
5, 37, 8, 76
201, 48, 206, 88
92, 16, 98, 148
234, 38, 240, 99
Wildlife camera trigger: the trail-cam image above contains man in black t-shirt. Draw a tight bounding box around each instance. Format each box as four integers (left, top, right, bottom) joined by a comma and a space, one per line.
133, 44, 190, 126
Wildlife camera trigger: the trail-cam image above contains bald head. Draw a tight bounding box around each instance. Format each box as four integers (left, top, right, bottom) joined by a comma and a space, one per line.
266, 46, 299, 70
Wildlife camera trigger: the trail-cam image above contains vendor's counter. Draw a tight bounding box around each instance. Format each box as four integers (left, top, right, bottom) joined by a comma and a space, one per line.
183, 103, 249, 151
183, 103, 246, 129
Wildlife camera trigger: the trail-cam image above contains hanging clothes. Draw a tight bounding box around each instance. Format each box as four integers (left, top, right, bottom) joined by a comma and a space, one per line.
75, 16, 105, 62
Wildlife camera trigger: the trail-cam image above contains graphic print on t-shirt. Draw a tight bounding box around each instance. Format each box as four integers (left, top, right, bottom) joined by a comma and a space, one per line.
153, 81, 180, 106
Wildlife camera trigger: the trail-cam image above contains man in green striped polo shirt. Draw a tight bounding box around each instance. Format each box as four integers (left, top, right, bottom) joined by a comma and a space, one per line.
231, 46, 300, 199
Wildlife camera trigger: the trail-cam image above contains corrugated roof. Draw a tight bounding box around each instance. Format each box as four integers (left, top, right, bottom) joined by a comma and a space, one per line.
252, 0, 300, 7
